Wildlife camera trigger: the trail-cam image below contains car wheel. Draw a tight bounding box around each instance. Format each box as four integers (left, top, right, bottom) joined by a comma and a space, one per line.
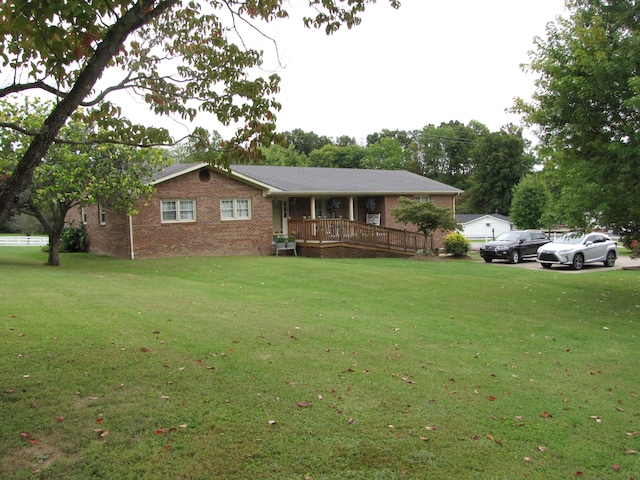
509, 250, 520, 264
571, 253, 584, 270
604, 250, 616, 267
541, 263, 552, 269
483, 257, 492, 263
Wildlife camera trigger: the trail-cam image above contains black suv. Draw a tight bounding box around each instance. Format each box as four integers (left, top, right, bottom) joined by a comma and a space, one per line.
479, 230, 549, 264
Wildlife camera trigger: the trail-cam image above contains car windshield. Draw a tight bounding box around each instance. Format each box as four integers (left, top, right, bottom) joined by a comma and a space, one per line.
494, 232, 522, 241
553, 233, 585, 244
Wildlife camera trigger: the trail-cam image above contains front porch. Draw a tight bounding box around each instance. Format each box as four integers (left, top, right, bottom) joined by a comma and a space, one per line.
285, 218, 425, 258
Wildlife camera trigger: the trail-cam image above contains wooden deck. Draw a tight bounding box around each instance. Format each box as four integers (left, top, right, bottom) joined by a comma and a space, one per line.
286, 219, 424, 258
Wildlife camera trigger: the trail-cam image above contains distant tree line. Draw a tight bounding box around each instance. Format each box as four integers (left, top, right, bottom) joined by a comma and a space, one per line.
171, 121, 537, 218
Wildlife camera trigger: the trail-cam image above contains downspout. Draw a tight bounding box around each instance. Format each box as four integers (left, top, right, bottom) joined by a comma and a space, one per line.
128, 214, 135, 260
349, 196, 354, 221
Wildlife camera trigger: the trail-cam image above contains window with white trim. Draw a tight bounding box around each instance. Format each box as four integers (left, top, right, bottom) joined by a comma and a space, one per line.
98, 204, 106, 225
413, 196, 431, 203
81, 207, 88, 224
220, 198, 251, 220
161, 199, 196, 223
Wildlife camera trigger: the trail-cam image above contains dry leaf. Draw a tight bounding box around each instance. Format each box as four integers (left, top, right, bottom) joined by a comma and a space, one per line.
537, 445, 548, 452
160, 395, 170, 400
100, 430, 110, 438
624, 447, 636, 455
523, 457, 531, 462
268, 420, 277, 425
55, 416, 65, 423
425, 425, 438, 431
540, 411, 553, 418
487, 434, 495, 442
296, 402, 312, 408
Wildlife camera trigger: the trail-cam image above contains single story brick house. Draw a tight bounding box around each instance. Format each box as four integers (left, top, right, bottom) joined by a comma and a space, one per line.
455, 213, 514, 240
75, 163, 462, 259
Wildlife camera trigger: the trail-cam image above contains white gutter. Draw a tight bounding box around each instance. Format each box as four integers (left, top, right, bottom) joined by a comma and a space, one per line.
128, 215, 135, 260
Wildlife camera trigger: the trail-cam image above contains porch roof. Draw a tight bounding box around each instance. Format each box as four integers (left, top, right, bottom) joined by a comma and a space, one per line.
230, 165, 462, 196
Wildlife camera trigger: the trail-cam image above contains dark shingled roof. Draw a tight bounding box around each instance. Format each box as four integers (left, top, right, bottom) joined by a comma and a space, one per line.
230, 165, 462, 195
151, 162, 203, 183
150, 163, 462, 196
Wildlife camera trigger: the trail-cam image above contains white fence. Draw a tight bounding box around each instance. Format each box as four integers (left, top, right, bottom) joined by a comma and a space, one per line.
0, 236, 49, 246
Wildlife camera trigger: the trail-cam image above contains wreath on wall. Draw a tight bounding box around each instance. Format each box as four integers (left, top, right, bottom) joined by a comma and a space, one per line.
365, 197, 376, 213
327, 198, 341, 213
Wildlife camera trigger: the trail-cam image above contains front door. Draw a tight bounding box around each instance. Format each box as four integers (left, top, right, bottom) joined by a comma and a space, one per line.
272, 199, 289, 234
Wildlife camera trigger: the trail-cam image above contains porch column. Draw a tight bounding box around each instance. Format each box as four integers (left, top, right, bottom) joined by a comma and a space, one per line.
349, 196, 354, 221
310, 196, 316, 219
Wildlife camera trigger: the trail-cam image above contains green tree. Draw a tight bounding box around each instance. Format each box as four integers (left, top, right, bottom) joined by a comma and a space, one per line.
361, 137, 411, 170
167, 129, 224, 165
391, 197, 460, 252
510, 174, 551, 229
468, 126, 535, 215
260, 143, 309, 166
308, 144, 364, 168
284, 129, 333, 156
514, 0, 640, 232
0, 1, 399, 226
0, 98, 166, 266
414, 121, 484, 189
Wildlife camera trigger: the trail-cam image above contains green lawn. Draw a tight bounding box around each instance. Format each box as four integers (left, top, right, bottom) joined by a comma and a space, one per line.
1, 248, 639, 479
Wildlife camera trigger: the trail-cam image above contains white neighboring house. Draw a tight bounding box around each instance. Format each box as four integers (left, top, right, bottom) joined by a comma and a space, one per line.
455, 214, 514, 241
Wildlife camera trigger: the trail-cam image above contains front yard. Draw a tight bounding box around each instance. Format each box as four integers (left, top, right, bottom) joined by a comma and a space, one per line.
1, 248, 638, 479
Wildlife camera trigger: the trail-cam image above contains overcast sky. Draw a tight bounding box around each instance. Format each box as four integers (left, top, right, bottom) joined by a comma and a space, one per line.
121, 0, 568, 144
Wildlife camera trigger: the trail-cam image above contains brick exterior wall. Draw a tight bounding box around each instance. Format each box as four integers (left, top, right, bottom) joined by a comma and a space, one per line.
74, 166, 459, 259
81, 167, 274, 259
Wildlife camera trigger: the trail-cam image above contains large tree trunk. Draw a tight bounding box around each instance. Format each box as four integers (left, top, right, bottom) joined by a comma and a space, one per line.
47, 232, 62, 267
0, 0, 179, 226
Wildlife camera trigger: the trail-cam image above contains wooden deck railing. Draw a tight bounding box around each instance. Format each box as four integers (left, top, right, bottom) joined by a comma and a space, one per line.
288, 218, 424, 253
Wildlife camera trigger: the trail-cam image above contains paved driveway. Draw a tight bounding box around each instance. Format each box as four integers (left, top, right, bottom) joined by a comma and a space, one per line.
477, 255, 637, 273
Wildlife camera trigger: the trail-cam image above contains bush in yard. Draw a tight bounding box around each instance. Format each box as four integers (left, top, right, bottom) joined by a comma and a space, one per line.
443, 232, 470, 257
61, 226, 87, 253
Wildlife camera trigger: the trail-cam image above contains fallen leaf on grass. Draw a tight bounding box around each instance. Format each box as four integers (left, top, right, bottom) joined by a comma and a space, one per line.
419, 437, 430, 441
523, 457, 531, 462
402, 377, 416, 384
612, 464, 620, 471
425, 426, 438, 431
160, 396, 170, 400
268, 420, 277, 425
540, 411, 553, 418
155, 428, 167, 435
100, 430, 110, 438
96, 418, 103, 424
140, 348, 150, 353
55, 416, 65, 423
624, 447, 636, 455
537, 445, 548, 452
296, 402, 312, 408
